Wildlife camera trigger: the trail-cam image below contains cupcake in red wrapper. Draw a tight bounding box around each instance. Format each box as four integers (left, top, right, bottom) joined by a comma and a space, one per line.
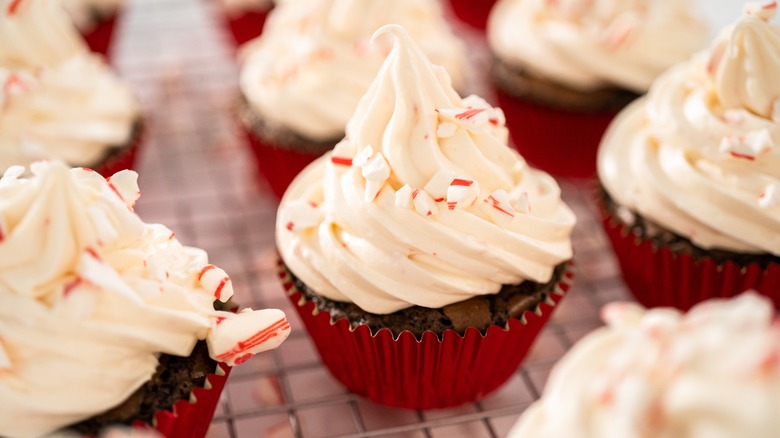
0, 0, 143, 177
215, 0, 274, 48
508, 293, 780, 437
597, 3, 780, 311
446, 0, 497, 31
275, 25, 576, 409
0, 162, 291, 438
62, 0, 124, 58
237, 0, 467, 199
487, 0, 707, 179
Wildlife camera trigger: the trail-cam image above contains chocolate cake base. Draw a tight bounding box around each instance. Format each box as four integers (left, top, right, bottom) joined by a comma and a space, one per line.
286, 262, 569, 339
87, 118, 144, 176
599, 187, 780, 268
67, 341, 216, 436
491, 57, 639, 113
235, 97, 341, 154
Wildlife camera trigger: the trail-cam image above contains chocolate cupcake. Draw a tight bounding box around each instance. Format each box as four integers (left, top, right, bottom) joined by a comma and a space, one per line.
597, 3, 780, 310
0, 0, 142, 177
487, 0, 707, 178
237, 0, 467, 198
276, 25, 575, 409
0, 163, 291, 438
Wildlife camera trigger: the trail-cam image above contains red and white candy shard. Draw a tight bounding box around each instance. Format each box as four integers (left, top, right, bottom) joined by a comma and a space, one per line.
412, 188, 438, 217
330, 141, 355, 167
509, 191, 531, 214
395, 184, 414, 209
208, 308, 291, 367
353, 144, 375, 167
601, 14, 637, 50
483, 189, 516, 225
198, 264, 233, 302
106, 170, 141, 209
280, 200, 323, 232
0, 337, 11, 369
424, 168, 456, 201
745, 1, 777, 20
361, 152, 390, 202
436, 107, 489, 132
759, 182, 780, 209
446, 178, 479, 210
719, 129, 774, 160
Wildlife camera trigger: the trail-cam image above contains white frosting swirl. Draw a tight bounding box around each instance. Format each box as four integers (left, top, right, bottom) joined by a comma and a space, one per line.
62, 0, 124, 31
276, 25, 575, 315
0, 163, 290, 438
598, 5, 780, 255
487, 0, 708, 92
0, 0, 140, 172
240, 0, 467, 142
509, 292, 780, 438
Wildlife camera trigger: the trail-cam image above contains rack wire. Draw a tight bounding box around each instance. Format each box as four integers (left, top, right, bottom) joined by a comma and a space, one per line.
118, 0, 633, 436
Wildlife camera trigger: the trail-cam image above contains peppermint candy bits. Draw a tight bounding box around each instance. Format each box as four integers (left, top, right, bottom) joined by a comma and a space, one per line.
198, 264, 233, 302
209, 309, 291, 367
720, 129, 774, 160
281, 200, 323, 232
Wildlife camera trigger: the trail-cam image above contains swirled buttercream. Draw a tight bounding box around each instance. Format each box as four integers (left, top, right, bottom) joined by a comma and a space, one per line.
239, 0, 467, 142
0, 0, 140, 172
487, 0, 708, 92
598, 3, 780, 255
0, 163, 291, 438
276, 25, 575, 315
509, 292, 780, 438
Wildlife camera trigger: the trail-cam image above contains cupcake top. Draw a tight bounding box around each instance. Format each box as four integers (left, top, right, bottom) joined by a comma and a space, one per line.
276, 25, 575, 315
62, 0, 124, 30
598, 3, 780, 255
487, 0, 708, 93
509, 292, 780, 437
0, 0, 140, 171
0, 162, 291, 438
239, 0, 467, 142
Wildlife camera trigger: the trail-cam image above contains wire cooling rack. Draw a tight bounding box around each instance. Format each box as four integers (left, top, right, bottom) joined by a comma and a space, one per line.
118, 0, 633, 436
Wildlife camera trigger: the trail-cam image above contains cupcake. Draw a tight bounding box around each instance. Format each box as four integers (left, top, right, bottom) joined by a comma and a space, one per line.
0, 162, 291, 438
598, 3, 780, 310
446, 0, 497, 31
0, 0, 142, 178
275, 25, 575, 409
237, 0, 467, 199
62, 0, 125, 58
509, 292, 780, 437
487, 0, 707, 178
215, 0, 275, 48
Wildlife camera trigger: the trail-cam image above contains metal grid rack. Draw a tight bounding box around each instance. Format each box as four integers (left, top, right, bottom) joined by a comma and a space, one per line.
117, 0, 633, 436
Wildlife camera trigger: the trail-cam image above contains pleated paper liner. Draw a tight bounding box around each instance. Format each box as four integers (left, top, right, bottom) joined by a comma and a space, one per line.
446, 0, 497, 30
131, 362, 232, 438
81, 12, 120, 60
599, 199, 780, 311
221, 8, 271, 48
277, 258, 573, 410
494, 87, 618, 180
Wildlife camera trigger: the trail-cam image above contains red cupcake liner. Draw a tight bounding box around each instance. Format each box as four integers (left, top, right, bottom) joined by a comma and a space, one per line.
221, 9, 271, 48
80, 13, 119, 59
447, 0, 497, 30
132, 362, 232, 438
495, 87, 618, 180
93, 124, 144, 178
239, 124, 331, 200
600, 205, 780, 311
278, 259, 573, 410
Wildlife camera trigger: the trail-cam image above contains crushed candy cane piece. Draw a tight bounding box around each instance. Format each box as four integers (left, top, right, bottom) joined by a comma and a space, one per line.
209, 309, 291, 367
745, 1, 777, 20
280, 200, 323, 232
198, 264, 233, 302
330, 142, 354, 166
354, 144, 375, 167
483, 190, 515, 224
759, 182, 780, 209
719, 129, 774, 160
106, 170, 140, 209
396, 184, 413, 208
437, 122, 457, 138
509, 191, 531, 214
436, 107, 488, 130
413, 188, 438, 217
446, 178, 479, 210
602, 15, 637, 50
424, 168, 455, 201
361, 153, 390, 202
